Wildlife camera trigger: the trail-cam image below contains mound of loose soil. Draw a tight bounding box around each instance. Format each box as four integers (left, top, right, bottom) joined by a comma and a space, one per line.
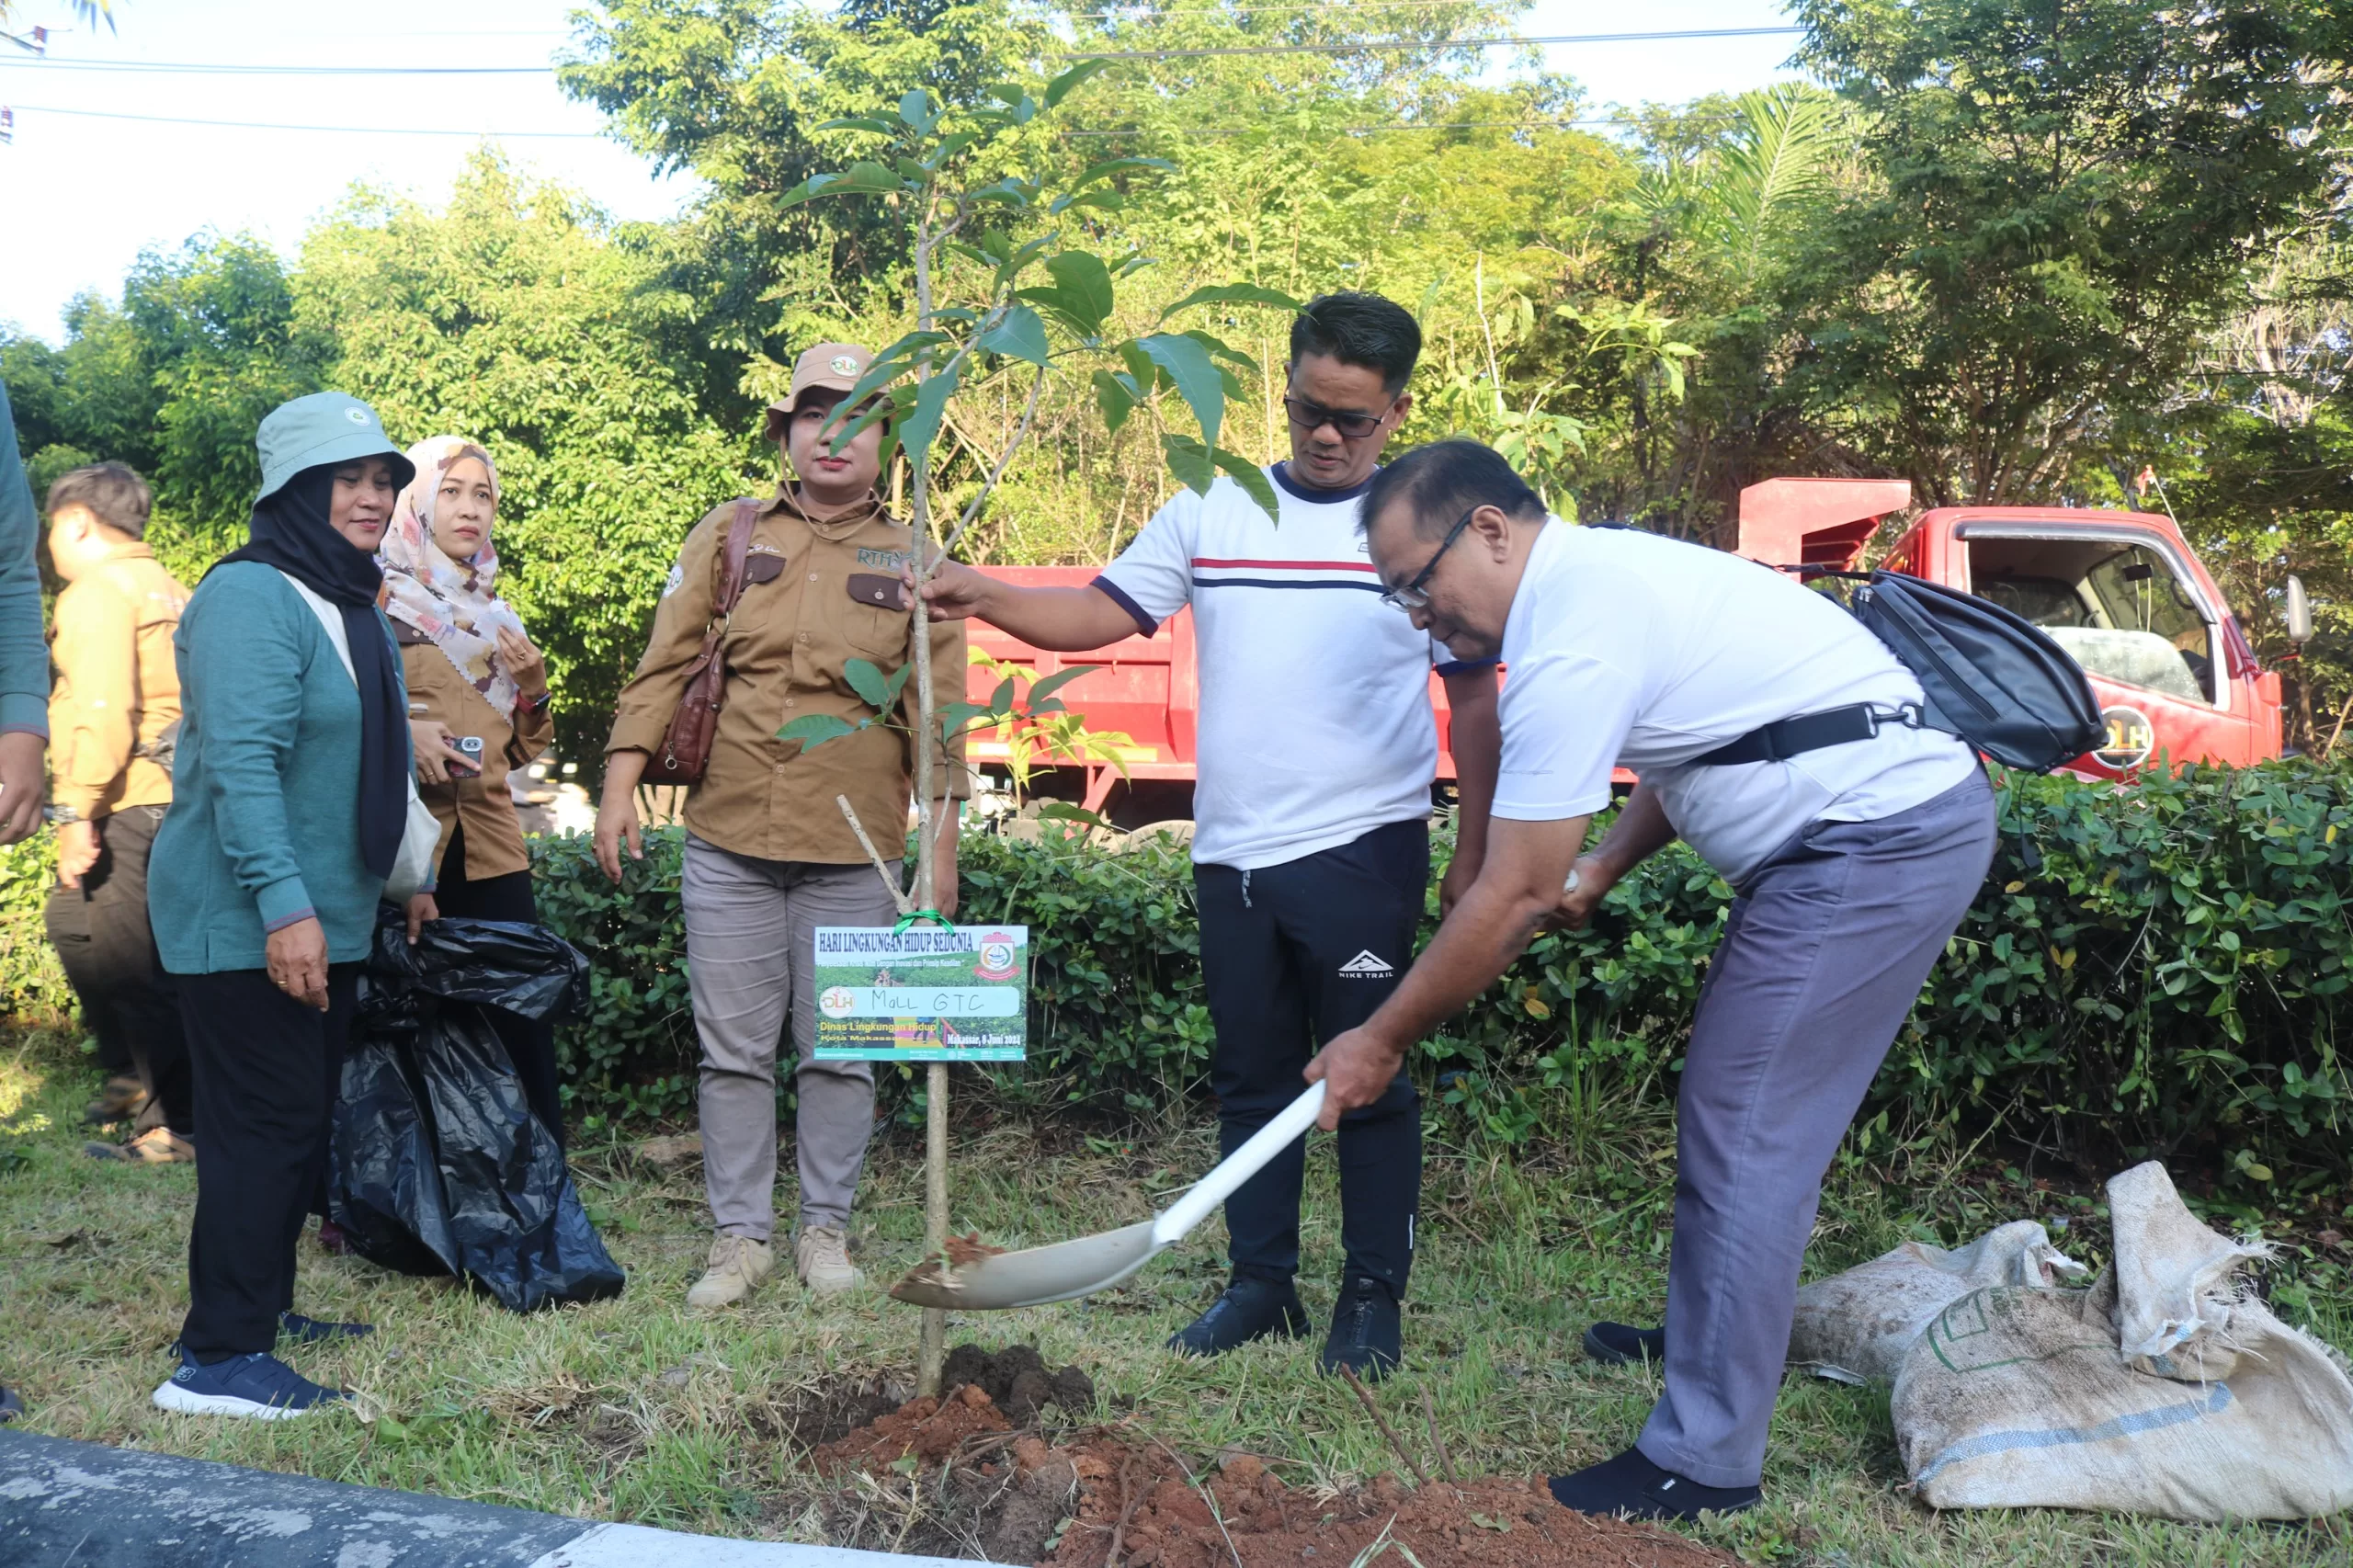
810, 1348, 1737, 1568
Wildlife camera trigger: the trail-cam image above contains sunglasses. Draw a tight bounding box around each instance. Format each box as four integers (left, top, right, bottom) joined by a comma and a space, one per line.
1380, 507, 1478, 612
1283, 394, 1393, 440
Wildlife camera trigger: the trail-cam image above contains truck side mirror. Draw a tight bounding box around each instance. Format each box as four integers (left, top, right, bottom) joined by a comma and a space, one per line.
2285, 574, 2313, 644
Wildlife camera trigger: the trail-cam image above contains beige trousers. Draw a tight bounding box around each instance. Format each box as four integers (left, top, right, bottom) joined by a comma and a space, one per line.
682, 835, 899, 1239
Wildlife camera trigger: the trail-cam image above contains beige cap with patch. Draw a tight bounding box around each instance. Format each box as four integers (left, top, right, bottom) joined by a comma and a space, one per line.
764, 342, 875, 442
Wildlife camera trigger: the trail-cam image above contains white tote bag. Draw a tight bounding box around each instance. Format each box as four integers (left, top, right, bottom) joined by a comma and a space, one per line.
280, 572, 442, 902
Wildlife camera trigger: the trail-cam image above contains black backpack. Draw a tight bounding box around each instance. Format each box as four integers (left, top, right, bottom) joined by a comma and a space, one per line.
1848, 571, 2104, 772
1695, 569, 2104, 774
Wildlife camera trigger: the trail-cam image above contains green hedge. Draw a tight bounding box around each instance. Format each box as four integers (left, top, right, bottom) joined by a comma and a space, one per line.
524, 765, 2353, 1190
6, 762, 2349, 1189
0, 829, 72, 1023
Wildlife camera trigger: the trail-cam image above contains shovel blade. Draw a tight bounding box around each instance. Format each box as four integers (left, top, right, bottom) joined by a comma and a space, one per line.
889, 1221, 1160, 1310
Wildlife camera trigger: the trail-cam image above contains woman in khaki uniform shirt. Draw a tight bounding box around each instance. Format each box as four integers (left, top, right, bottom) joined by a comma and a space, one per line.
383, 437, 563, 1143
595, 343, 967, 1311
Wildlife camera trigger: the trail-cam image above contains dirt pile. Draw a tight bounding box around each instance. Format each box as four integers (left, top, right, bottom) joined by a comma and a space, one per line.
808, 1348, 1736, 1568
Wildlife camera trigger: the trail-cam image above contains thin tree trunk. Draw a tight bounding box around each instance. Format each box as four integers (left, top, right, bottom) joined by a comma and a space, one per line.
909, 204, 948, 1400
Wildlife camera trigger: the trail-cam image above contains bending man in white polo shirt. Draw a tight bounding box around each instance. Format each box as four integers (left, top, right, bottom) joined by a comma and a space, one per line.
920, 292, 1501, 1380
1312, 440, 1995, 1517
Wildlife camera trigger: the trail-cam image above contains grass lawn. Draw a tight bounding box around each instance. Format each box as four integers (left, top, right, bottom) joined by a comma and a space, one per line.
3, 1025, 2347, 1566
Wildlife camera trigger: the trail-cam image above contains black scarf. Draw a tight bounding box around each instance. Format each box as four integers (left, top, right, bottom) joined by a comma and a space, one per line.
216, 466, 408, 881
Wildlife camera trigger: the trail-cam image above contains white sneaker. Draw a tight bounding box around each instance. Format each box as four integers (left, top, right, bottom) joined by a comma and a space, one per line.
794, 1224, 866, 1296
685, 1233, 773, 1309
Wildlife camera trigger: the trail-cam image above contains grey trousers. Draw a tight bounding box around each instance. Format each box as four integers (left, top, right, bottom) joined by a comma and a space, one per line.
1637, 770, 1996, 1489
682, 835, 900, 1240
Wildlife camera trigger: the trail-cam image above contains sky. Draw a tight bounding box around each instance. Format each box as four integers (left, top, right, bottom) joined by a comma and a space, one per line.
0, 0, 1807, 344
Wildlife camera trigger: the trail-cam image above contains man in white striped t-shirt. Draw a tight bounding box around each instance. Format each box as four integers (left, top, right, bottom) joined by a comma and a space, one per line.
920, 293, 1500, 1380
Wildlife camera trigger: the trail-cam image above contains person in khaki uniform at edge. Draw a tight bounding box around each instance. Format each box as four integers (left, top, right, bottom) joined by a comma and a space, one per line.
595, 343, 970, 1307
42, 462, 199, 1164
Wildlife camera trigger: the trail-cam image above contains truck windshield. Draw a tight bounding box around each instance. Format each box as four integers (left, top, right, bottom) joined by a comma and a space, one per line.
1967, 536, 2217, 704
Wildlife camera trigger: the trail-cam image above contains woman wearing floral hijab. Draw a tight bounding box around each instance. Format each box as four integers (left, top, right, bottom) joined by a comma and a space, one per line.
382, 435, 563, 1141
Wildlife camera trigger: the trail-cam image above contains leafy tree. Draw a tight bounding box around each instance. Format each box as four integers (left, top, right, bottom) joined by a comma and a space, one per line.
299, 155, 749, 748
770, 61, 1287, 1392
1783, 0, 2353, 504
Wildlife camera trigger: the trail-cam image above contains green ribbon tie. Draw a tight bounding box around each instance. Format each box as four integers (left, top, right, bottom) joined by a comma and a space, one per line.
892, 908, 951, 936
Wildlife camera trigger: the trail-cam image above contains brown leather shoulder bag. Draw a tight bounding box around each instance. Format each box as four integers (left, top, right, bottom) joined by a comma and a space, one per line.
642, 498, 761, 786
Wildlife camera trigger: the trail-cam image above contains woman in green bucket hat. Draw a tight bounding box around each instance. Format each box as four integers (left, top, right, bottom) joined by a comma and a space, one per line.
149, 392, 439, 1420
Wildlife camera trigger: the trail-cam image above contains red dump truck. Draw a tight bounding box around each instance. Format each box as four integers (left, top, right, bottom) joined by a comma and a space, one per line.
967, 479, 2290, 820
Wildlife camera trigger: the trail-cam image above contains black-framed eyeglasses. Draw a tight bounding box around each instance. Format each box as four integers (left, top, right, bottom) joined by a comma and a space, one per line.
1283, 393, 1392, 440
1381, 507, 1477, 611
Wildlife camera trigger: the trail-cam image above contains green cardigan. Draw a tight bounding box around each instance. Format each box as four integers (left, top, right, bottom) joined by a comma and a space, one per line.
0, 378, 50, 739
151, 562, 412, 973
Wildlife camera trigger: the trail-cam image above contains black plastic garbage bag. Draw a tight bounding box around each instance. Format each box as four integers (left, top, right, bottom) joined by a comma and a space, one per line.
331, 911, 625, 1312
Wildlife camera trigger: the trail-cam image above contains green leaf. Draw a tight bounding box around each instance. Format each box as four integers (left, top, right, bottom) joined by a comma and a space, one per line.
1161, 433, 1215, 496
1044, 251, 1115, 337
1158, 283, 1302, 322
1049, 189, 1125, 217
990, 676, 1017, 713
976, 303, 1052, 367
814, 116, 896, 136
843, 658, 892, 710
938, 699, 993, 736
967, 177, 1036, 209
779, 714, 859, 752
1045, 58, 1114, 108
895, 157, 928, 184
885, 661, 915, 706
1025, 666, 1094, 707
924, 131, 979, 170
1092, 369, 1138, 435
1134, 332, 1223, 449
843, 160, 908, 193
896, 360, 962, 475
1212, 446, 1279, 522
995, 233, 1058, 289
898, 89, 936, 132
822, 394, 896, 458
1181, 328, 1258, 371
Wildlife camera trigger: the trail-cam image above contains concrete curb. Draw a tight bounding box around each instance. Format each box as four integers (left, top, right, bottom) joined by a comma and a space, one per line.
0, 1429, 999, 1568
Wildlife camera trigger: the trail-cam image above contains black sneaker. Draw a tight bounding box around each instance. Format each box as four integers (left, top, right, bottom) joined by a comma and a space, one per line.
1548, 1447, 1758, 1521
279, 1312, 375, 1346
0, 1386, 23, 1424
1318, 1274, 1402, 1381
1582, 1320, 1665, 1366
151, 1351, 348, 1421
1166, 1275, 1309, 1358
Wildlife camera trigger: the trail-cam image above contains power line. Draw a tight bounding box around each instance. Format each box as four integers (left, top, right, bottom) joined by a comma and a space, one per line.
1061, 116, 1717, 136
1069, 25, 1806, 59
0, 57, 551, 75
3, 24, 1807, 76
4, 103, 601, 138
6, 101, 1718, 141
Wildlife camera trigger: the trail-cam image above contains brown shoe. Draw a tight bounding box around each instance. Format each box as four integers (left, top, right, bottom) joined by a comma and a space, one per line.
83, 1074, 150, 1127
85, 1126, 195, 1165
687, 1234, 774, 1309
794, 1224, 866, 1297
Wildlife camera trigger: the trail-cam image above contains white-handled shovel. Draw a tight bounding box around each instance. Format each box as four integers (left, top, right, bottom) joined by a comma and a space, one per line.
890, 1081, 1328, 1311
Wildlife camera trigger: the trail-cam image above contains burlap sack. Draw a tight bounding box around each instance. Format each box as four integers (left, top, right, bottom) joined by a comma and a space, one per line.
1891, 1165, 2353, 1520
1787, 1220, 2085, 1383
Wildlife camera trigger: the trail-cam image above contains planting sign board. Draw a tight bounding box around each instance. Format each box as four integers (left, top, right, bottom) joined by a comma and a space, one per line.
812, 925, 1029, 1062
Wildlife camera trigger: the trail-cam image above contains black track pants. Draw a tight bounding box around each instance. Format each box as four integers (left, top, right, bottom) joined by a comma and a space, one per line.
176, 964, 359, 1360
1193, 817, 1427, 1298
